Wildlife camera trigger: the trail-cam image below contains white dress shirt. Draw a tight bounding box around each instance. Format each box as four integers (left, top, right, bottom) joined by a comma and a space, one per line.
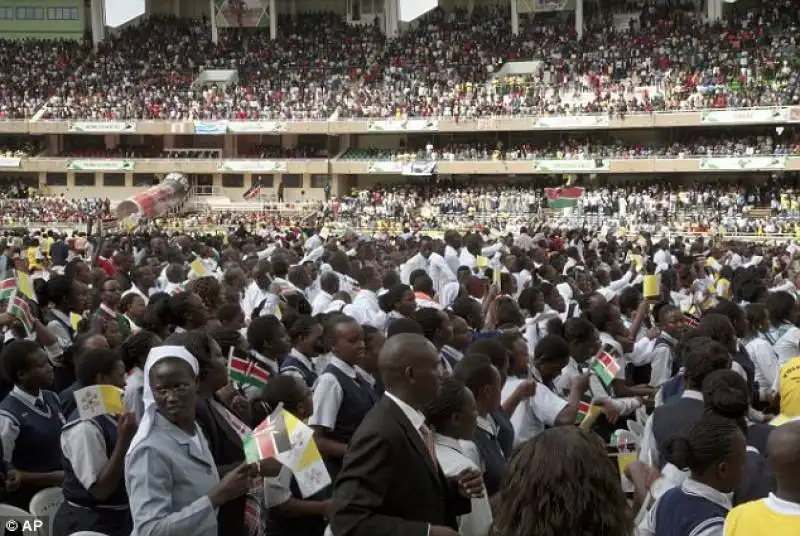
311, 291, 334, 317
507, 367, 567, 445
638, 477, 731, 536
309, 357, 358, 430
745, 336, 779, 400
343, 289, 387, 329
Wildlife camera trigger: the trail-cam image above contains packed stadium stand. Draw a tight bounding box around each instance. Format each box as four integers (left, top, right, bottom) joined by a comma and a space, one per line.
0, 0, 797, 236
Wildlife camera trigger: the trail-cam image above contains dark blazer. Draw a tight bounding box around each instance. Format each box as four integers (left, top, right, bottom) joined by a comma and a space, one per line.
195, 397, 247, 536
330, 396, 471, 536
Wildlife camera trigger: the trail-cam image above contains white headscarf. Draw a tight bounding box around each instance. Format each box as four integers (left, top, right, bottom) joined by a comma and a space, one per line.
128, 345, 199, 453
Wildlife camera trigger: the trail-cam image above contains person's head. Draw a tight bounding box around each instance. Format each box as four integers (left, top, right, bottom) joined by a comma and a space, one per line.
658, 304, 685, 338
248, 314, 292, 359
289, 315, 322, 357
65, 258, 91, 285
418, 236, 433, 259
767, 290, 797, 326
131, 264, 155, 291
362, 325, 385, 374
744, 302, 770, 334
563, 317, 601, 362
223, 267, 246, 292
148, 346, 200, 429
101, 279, 122, 309
379, 333, 441, 409
697, 313, 738, 354
380, 283, 416, 316
497, 332, 529, 378
451, 295, 485, 330
680, 336, 732, 389
467, 338, 510, 385
166, 263, 185, 284
0, 340, 53, 391
252, 375, 313, 423
211, 326, 249, 361
662, 414, 746, 493
386, 317, 424, 338
412, 273, 435, 297
95, 315, 122, 348
423, 378, 477, 440
76, 348, 125, 389
216, 303, 245, 331
449, 314, 471, 351
328, 315, 364, 364
493, 426, 633, 536
120, 292, 146, 323
766, 420, 800, 499
454, 353, 502, 415
356, 265, 381, 292
47, 274, 83, 313
168, 291, 210, 330
188, 276, 223, 314
413, 307, 453, 350
533, 334, 570, 383
165, 330, 226, 396
711, 300, 748, 339
588, 302, 624, 336
120, 330, 161, 372
702, 369, 750, 432
319, 272, 340, 295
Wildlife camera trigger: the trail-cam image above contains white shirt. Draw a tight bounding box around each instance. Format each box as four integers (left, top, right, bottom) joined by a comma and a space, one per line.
121, 284, 150, 306
241, 280, 270, 322
309, 357, 358, 430
769, 323, 800, 366
433, 433, 492, 536
507, 368, 567, 445
343, 289, 387, 329
311, 291, 334, 317
745, 337, 779, 400
281, 348, 315, 384
554, 357, 642, 416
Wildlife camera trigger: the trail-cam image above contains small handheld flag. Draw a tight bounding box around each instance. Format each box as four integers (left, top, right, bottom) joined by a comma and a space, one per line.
590, 344, 621, 386
228, 355, 270, 390
74, 384, 124, 420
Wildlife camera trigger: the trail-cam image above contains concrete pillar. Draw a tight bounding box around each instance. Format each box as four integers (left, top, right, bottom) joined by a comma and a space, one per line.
163, 134, 176, 149
270, 0, 277, 39
510, 0, 519, 36
90, 0, 106, 49
210, 0, 218, 43
224, 135, 236, 157
468, 0, 474, 14
384, 0, 399, 37
281, 134, 298, 150
290, 0, 297, 19
173, 0, 179, 16
707, 0, 721, 21
575, 0, 583, 40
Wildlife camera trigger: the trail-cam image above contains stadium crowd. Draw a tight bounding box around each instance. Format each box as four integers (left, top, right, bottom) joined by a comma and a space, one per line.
0, 1, 786, 120
0, 210, 798, 536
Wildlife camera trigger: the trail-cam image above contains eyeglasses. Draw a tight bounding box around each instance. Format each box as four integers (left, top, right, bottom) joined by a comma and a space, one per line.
153, 384, 192, 397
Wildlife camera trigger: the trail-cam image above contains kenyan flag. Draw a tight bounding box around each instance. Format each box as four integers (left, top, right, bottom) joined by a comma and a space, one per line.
545, 187, 584, 209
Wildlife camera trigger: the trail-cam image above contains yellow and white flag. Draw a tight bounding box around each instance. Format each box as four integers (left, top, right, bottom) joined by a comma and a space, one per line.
276, 410, 331, 498
74, 385, 124, 420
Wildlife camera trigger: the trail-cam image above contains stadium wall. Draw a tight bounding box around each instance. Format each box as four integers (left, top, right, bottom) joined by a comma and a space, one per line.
0, 0, 85, 39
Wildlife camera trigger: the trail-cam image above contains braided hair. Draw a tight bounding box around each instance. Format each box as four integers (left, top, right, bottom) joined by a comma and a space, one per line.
119, 330, 160, 372
662, 414, 744, 477
422, 378, 471, 433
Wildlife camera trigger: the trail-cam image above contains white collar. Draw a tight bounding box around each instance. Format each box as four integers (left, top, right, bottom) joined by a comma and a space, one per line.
433, 432, 465, 454
385, 390, 426, 431
764, 493, 800, 516
11, 385, 43, 406
289, 348, 314, 371
355, 365, 376, 387
250, 349, 278, 372
476, 414, 497, 436
681, 389, 704, 401
330, 356, 357, 379
681, 477, 732, 511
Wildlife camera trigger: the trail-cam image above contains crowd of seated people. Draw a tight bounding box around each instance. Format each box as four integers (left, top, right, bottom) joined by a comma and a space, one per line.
0, 195, 110, 225
340, 130, 800, 161
0, 0, 785, 121
0, 138, 42, 158
59, 145, 163, 158
241, 144, 329, 158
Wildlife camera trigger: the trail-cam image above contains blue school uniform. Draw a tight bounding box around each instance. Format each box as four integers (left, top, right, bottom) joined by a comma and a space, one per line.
0, 388, 64, 508
473, 416, 507, 496
281, 351, 319, 389
651, 392, 705, 470
321, 364, 377, 482
53, 412, 132, 536
654, 481, 730, 536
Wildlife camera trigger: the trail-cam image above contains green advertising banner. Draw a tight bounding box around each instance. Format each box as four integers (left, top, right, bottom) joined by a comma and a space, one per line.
68, 159, 135, 171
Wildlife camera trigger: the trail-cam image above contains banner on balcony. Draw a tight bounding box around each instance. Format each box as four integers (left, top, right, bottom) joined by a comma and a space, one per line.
68, 121, 137, 133
367, 119, 439, 132
227, 121, 287, 133
0, 157, 21, 168
68, 160, 136, 171
402, 161, 437, 176
517, 0, 576, 13
214, 0, 269, 27
194, 121, 229, 134
532, 115, 610, 129
699, 157, 786, 171
700, 108, 788, 124
367, 161, 404, 173
218, 160, 288, 173
532, 159, 609, 172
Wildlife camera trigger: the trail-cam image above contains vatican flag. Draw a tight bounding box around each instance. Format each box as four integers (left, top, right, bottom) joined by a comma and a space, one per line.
74, 385, 125, 420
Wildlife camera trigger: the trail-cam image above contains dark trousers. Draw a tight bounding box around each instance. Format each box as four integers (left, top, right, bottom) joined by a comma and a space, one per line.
52, 502, 132, 536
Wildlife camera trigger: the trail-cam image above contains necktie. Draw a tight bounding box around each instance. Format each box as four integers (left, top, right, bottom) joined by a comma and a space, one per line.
34, 399, 47, 412
419, 424, 438, 466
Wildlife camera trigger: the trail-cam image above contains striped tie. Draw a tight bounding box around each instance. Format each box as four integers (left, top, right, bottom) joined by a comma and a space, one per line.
419, 424, 438, 467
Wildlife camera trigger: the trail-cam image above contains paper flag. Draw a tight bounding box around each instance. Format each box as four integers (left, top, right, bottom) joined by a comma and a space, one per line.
74, 384, 124, 420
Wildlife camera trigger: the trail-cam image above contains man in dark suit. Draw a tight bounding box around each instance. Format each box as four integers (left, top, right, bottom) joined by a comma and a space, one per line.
330, 333, 482, 536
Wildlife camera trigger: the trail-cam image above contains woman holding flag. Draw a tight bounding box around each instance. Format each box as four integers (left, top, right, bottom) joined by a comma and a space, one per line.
124, 344, 258, 536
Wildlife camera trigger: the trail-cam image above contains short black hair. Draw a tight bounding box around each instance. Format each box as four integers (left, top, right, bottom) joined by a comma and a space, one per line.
453, 353, 498, 397
468, 339, 509, 376
217, 303, 243, 324
76, 348, 122, 386
0, 340, 43, 384
386, 317, 423, 338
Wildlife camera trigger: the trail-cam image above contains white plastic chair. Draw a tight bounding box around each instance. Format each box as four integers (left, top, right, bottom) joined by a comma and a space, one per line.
0, 503, 33, 533
29, 486, 64, 535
